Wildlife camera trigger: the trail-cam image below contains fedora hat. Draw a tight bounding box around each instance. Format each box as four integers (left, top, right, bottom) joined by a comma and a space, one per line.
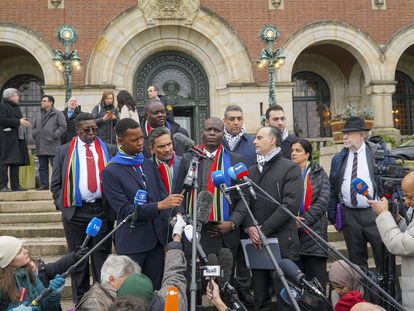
341, 116, 369, 133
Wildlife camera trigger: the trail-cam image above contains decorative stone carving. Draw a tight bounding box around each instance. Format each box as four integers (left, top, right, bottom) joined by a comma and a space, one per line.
139, 0, 199, 25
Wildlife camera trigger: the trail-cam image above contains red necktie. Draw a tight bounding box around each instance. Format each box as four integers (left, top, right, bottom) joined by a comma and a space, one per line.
85, 144, 97, 193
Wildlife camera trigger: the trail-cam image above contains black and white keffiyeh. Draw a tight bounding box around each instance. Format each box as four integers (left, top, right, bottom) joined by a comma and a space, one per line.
224, 127, 246, 151
257, 147, 281, 171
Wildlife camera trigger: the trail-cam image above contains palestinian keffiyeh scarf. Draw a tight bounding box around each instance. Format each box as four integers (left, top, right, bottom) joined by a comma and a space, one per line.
257, 147, 281, 169
224, 127, 246, 151
300, 161, 313, 215
281, 127, 289, 141
154, 152, 175, 194
108, 147, 145, 167
187, 144, 231, 221
145, 120, 171, 137
63, 137, 110, 208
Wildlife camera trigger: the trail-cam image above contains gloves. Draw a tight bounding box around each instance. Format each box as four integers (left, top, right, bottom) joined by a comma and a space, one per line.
172, 214, 187, 238
49, 274, 65, 293
73, 245, 90, 262
11, 302, 39, 311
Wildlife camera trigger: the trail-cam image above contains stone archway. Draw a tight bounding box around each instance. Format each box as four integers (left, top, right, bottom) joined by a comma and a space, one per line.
0, 23, 63, 85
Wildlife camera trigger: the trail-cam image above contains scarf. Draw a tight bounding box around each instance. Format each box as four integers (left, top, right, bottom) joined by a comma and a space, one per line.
281, 127, 289, 141
300, 161, 313, 215
109, 148, 145, 166
257, 147, 281, 168
154, 152, 175, 194
145, 120, 171, 136
187, 144, 231, 221
63, 137, 110, 208
224, 127, 246, 151
14, 268, 37, 303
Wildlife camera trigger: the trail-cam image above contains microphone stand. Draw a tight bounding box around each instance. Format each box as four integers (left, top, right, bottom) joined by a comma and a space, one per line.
247, 179, 404, 311
235, 185, 301, 311
31, 212, 135, 306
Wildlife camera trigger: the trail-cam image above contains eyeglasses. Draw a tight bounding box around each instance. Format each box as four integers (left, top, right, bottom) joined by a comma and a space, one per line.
80, 127, 97, 133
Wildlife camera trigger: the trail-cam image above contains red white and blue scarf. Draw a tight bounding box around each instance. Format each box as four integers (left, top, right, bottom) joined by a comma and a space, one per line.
300, 161, 313, 215
145, 120, 171, 136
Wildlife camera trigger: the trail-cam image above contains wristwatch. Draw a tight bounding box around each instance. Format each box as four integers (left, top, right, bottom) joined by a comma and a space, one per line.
231, 221, 236, 231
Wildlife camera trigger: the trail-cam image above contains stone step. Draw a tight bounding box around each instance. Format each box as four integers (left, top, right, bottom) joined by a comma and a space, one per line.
0, 190, 53, 201
0, 222, 64, 238
327, 225, 344, 242
25, 237, 68, 256
0, 200, 56, 213
0, 211, 61, 223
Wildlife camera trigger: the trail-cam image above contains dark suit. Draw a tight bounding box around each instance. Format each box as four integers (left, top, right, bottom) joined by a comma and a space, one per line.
101, 158, 169, 289
50, 140, 117, 304
61, 107, 81, 144
280, 133, 297, 159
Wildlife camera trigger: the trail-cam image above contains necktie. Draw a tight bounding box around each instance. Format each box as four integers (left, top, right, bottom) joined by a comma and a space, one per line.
350, 152, 358, 207
85, 144, 97, 193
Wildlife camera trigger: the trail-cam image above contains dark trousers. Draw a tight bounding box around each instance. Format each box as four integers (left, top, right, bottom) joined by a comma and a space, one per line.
235, 242, 251, 289
299, 255, 327, 295
62, 201, 113, 304
342, 206, 383, 270
38, 155, 55, 187
127, 243, 165, 291
0, 163, 19, 189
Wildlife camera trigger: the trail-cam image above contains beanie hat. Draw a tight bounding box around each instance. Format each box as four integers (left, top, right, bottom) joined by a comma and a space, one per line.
0, 236, 23, 268
335, 291, 365, 311
117, 273, 154, 304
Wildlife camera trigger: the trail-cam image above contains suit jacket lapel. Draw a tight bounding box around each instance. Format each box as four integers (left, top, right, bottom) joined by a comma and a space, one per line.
365, 143, 378, 196
120, 165, 146, 190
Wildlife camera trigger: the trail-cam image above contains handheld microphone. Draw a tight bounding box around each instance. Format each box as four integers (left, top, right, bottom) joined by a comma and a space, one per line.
81, 217, 102, 249
280, 286, 302, 306
173, 132, 214, 160
230, 162, 257, 200
222, 281, 248, 311
184, 224, 208, 263
351, 178, 373, 200
203, 253, 222, 287
211, 170, 232, 206
278, 259, 324, 297
130, 189, 148, 231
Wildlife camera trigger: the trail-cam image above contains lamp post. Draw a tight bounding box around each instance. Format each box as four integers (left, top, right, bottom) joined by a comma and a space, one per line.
258, 24, 285, 107
53, 25, 82, 104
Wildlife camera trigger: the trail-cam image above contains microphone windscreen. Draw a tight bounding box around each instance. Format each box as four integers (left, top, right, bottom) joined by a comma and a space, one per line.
173, 132, 194, 151
227, 166, 237, 181
197, 191, 213, 225
134, 189, 148, 205
211, 170, 226, 188
278, 259, 303, 285
218, 248, 233, 285
351, 178, 369, 196
280, 286, 302, 305
207, 253, 218, 265
85, 217, 102, 237
233, 162, 249, 179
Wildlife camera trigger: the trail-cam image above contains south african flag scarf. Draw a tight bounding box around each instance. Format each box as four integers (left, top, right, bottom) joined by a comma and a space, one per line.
63, 137, 110, 208
300, 161, 313, 215
145, 120, 171, 136
154, 152, 175, 194
187, 144, 231, 221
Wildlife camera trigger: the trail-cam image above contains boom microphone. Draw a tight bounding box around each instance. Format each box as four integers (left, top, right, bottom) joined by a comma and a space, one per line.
197, 190, 213, 232
173, 132, 214, 160
230, 162, 257, 200
351, 178, 373, 200
81, 217, 102, 249
211, 170, 232, 205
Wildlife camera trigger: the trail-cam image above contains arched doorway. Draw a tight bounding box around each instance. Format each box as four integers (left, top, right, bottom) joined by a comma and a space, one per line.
292, 71, 331, 138
1, 74, 44, 145
134, 51, 209, 142
393, 71, 414, 135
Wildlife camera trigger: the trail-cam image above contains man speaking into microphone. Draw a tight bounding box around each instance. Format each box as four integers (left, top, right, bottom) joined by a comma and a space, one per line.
102, 118, 184, 290
243, 126, 302, 311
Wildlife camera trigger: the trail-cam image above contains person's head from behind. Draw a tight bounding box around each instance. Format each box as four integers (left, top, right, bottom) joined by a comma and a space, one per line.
253, 126, 281, 156
109, 295, 148, 311
75, 113, 97, 144
116, 118, 144, 155
149, 127, 174, 161
291, 139, 313, 167
117, 90, 136, 112
2, 88, 19, 104
0, 236, 33, 302
329, 260, 361, 297
144, 100, 166, 128
100, 254, 140, 290
351, 302, 386, 311
402, 171, 414, 209
223, 105, 244, 136
265, 105, 286, 131
117, 273, 154, 305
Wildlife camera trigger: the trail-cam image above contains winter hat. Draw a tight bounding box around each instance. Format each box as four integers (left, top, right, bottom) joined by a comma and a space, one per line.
329, 260, 360, 290
0, 236, 23, 268
335, 291, 365, 311
117, 273, 154, 304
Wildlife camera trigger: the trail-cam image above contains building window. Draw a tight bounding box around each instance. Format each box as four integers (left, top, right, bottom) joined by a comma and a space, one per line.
292, 71, 331, 138
393, 71, 414, 135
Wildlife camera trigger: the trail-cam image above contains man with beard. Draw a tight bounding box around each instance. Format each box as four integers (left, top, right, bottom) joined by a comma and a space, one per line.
148, 127, 182, 194
0, 88, 30, 192
140, 100, 188, 157
102, 118, 184, 290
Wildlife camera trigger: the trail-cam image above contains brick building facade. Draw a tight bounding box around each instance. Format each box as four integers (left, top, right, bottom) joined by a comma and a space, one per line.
1, 0, 414, 140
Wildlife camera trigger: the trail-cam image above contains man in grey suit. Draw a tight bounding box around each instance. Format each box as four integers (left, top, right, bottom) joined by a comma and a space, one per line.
148, 127, 182, 194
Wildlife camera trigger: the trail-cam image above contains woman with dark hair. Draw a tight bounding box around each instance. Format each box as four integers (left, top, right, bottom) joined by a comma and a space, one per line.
117, 90, 139, 124
291, 138, 330, 292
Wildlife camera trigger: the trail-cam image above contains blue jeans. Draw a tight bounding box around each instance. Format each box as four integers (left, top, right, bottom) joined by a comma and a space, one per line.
38, 155, 54, 187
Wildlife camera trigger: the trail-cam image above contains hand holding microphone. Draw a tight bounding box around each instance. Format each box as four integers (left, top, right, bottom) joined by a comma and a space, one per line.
172, 214, 187, 238
81, 217, 102, 249
131, 189, 148, 231
352, 178, 389, 215
158, 194, 184, 210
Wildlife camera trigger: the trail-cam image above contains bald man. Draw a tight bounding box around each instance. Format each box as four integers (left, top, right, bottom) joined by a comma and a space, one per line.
368, 171, 414, 310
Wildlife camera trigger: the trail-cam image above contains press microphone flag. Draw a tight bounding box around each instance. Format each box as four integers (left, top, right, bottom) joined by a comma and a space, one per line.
351, 178, 373, 200
134, 189, 148, 205
81, 217, 102, 248
228, 162, 257, 200
233, 162, 249, 180
211, 170, 232, 205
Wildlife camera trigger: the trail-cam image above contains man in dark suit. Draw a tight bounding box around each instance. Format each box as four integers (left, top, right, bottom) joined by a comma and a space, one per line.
101, 118, 184, 290
148, 127, 182, 194
265, 104, 297, 159
51, 112, 117, 304
61, 97, 81, 144
140, 99, 189, 157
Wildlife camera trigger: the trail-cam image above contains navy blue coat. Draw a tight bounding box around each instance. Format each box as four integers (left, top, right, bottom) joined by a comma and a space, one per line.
101, 159, 170, 254
223, 133, 257, 169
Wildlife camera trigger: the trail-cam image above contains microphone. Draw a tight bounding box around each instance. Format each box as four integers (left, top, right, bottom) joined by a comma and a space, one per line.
203, 253, 222, 288
81, 217, 102, 249
280, 286, 302, 306
184, 224, 208, 263
197, 190, 213, 232
211, 170, 232, 206
230, 162, 257, 200
278, 259, 324, 297
217, 248, 233, 286
130, 189, 148, 231
222, 281, 248, 311
173, 132, 214, 160
351, 178, 373, 200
